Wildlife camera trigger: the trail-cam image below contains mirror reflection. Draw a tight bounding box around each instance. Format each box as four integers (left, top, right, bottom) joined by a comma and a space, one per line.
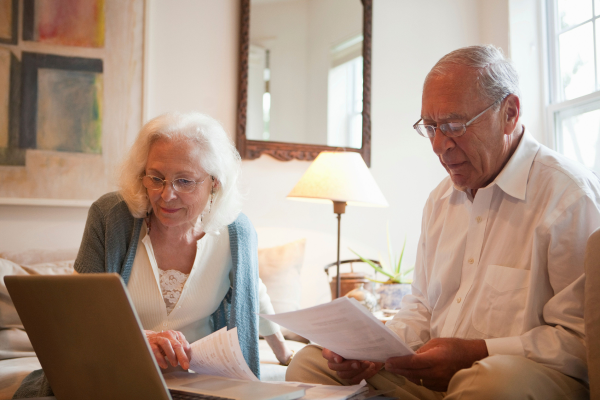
247, 0, 363, 149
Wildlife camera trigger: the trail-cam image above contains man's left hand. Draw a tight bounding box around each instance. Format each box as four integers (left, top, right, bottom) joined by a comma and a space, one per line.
385, 338, 488, 392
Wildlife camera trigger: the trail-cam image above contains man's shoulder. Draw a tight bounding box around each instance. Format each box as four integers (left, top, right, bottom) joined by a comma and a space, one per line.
428, 176, 455, 201
533, 145, 600, 198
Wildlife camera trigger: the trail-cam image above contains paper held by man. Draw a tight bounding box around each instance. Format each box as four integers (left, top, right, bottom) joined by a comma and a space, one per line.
260, 297, 415, 363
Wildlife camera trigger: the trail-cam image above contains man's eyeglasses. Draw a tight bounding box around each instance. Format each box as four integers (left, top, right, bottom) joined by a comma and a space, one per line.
413, 95, 508, 139
141, 175, 208, 194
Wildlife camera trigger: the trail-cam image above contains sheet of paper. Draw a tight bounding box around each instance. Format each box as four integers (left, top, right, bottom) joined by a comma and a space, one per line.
188, 327, 259, 381
260, 297, 414, 362
269, 380, 368, 400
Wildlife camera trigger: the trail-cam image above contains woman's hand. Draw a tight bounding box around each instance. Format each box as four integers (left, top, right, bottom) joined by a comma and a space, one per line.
264, 331, 294, 365
145, 330, 192, 370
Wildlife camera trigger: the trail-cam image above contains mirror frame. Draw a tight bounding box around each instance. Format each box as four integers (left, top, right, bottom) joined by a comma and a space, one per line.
236, 0, 372, 166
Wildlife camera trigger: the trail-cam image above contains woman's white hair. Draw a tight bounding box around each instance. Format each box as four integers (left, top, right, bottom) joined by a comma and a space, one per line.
118, 112, 242, 234
425, 45, 521, 110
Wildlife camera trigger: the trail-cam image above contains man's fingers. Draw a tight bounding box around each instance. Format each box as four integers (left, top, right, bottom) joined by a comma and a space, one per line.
386, 354, 432, 371
322, 348, 344, 364
327, 359, 365, 372
338, 361, 382, 384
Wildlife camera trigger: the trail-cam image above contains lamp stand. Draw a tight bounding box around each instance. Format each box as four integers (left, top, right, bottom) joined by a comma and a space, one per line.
333, 201, 347, 298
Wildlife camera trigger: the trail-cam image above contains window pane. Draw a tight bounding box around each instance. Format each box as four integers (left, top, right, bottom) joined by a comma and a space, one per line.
596, 0, 600, 16
557, 106, 600, 175
559, 22, 595, 100
558, 0, 593, 30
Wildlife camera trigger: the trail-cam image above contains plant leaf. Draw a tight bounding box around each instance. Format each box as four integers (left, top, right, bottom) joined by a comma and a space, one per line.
366, 277, 391, 284
396, 236, 407, 275
349, 249, 394, 279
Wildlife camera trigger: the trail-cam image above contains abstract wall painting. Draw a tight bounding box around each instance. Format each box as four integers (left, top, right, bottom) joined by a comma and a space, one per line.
23, 0, 105, 48
0, 0, 144, 204
0, 0, 18, 45
20, 53, 103, 155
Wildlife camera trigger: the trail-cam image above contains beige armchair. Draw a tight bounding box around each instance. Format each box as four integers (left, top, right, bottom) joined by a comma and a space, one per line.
585, 228, 600, 400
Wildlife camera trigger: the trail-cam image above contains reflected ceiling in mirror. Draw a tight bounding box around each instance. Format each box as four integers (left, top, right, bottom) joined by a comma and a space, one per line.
247, 0, 363, 149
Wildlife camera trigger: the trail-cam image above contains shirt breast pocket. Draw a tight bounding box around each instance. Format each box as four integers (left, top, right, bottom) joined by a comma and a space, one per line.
472, 265, 530, 338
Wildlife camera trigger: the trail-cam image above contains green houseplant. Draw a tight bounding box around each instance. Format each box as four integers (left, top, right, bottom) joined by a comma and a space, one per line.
350, 225, 414, 309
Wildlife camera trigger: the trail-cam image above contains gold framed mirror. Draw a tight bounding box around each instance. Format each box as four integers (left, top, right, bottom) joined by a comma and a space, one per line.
236, 0, 372, 166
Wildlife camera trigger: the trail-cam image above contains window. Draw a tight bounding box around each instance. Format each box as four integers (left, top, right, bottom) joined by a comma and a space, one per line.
547, 0, 600, 174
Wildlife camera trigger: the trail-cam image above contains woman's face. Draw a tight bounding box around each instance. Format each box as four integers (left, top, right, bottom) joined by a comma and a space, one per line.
145, 138, 214, 231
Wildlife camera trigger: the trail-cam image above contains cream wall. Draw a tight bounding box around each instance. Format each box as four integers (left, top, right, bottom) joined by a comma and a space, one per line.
0, 0, 516, 272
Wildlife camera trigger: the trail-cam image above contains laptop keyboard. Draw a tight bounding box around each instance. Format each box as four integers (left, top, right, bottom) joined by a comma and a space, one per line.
169, 389, 235, 400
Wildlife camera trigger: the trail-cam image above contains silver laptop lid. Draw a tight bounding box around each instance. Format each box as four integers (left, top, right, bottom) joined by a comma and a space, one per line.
5, 274, 171, 400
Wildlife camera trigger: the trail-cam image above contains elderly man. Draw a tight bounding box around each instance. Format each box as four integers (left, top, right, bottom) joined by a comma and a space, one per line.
286, 45, 600, 399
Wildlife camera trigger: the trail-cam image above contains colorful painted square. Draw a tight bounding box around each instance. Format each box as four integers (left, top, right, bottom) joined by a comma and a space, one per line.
23, 0, 105, 48
0, 0, 18, 44
37, 69, 103, 154
20, 52, 103, 155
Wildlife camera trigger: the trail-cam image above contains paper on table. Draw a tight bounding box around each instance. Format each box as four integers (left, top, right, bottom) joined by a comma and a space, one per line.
188, 327, 259, 381
259, 297, 414, 362
269, 380, 368, 400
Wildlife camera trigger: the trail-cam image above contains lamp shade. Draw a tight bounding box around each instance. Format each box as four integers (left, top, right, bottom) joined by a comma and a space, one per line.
287, 151, 388, 207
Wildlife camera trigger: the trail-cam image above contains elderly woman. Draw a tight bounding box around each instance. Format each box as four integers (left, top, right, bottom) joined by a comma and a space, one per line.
14, 112, 291, 398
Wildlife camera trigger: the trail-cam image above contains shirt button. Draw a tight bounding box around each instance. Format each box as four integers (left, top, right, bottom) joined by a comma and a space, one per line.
457, 297, 461, 303
476, 216, 482, 223
163, 323, 167, 327
468, 258, 474, 264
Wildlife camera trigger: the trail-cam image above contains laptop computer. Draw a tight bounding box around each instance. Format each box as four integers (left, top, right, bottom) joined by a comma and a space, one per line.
4, 274, 305, 400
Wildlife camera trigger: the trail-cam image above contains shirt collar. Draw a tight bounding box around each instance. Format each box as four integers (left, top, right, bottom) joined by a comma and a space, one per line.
494, 128, 540, 201
439, 128, 540, 201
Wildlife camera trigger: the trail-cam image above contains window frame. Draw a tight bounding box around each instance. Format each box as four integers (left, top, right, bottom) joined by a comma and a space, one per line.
545, 0, 600, 151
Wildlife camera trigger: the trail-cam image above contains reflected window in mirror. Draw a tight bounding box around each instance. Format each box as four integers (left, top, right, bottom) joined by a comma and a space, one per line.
328, 35, 363, 148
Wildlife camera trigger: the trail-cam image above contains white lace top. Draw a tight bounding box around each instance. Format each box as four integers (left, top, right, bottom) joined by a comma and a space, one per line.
159, 269, 189, 315
126, 221, 279, 344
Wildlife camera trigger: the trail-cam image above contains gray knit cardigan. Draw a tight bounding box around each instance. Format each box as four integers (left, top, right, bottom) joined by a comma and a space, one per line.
13, 192, 260, 398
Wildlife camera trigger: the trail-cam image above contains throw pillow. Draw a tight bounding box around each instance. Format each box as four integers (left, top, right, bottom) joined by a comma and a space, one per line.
258, 239, 307, 342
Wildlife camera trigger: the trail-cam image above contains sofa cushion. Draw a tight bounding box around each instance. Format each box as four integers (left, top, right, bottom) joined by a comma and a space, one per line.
0, 357, 42, 400
258, 239, 307, 342
0, 258, 75, 361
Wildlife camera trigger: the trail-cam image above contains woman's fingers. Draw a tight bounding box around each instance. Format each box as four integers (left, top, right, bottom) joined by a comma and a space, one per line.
145, 330, 191, 369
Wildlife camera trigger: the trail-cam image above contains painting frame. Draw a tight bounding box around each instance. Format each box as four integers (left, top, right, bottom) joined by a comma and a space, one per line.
0, 0, 18, 45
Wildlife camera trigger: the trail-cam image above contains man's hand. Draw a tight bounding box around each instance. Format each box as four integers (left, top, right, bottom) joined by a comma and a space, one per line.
145, 330, 192, 370
385, 338, 488, 392
322, 348, 383, 384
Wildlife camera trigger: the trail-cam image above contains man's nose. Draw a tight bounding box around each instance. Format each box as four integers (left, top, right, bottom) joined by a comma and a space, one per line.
430, 128, 455, 155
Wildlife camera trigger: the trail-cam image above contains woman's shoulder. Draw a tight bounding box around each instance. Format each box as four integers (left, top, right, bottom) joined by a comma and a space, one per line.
89, 192, 135, 224
228, 213, 255, 234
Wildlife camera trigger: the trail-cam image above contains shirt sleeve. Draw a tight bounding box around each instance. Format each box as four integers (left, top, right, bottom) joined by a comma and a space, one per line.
486, 193, 600, 381
386, 200, 433, 350
257, 278, 281, 336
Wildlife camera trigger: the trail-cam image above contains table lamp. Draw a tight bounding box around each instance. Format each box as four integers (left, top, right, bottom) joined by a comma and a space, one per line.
287, 151, 388, 298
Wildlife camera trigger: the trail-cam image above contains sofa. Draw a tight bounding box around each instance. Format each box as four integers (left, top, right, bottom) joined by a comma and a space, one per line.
0, 232, 332, 399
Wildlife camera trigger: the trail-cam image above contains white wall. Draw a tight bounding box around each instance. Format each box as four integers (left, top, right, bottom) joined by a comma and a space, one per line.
0, 0, 516, 276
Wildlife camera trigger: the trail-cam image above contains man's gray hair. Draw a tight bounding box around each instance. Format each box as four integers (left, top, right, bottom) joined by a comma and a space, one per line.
426, 45, 521, 107
118, 112, 242, 235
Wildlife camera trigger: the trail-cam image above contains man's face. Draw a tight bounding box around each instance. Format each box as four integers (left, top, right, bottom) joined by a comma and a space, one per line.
421, 67, 510, 191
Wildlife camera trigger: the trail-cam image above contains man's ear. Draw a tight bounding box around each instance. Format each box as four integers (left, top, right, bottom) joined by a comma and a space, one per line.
503, 94, 520, 135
